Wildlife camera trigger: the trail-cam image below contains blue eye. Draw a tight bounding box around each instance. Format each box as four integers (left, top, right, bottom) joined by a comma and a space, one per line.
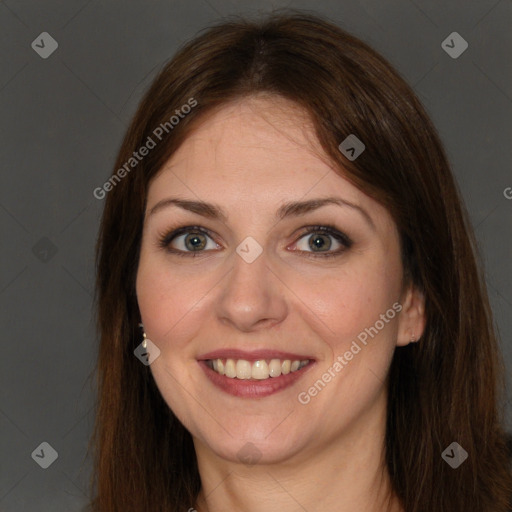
158, 224, 352, 258
292, 225, 353, 258
159, 226, 219, 256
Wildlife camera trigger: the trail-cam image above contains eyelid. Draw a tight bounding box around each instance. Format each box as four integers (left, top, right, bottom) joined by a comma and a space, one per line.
294, 224, 353, 247
289, 225, 353, 258
157, 225, 220, 254
157, 224, 353, 257
158, 225, 216, 244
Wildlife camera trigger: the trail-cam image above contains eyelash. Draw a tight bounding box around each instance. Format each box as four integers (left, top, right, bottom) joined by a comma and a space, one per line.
157, 224, 353, 259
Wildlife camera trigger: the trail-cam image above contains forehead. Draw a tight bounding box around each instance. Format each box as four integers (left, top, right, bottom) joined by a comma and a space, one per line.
146, 96, 392, 230
188, 95, 319, 151
157, 96, 327, 180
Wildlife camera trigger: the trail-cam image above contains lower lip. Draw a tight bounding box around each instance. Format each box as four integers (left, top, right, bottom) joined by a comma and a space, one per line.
198, 360, 315, 398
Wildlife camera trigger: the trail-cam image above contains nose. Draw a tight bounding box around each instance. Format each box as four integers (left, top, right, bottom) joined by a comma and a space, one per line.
215, 246, 288, 333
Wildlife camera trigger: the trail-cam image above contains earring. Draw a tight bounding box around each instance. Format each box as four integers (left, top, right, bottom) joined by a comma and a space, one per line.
411, 333, 416, 343
138, 322, 147, 348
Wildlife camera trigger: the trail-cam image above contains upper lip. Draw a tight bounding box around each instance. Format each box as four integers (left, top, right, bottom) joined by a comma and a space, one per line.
197, 349, 315, 361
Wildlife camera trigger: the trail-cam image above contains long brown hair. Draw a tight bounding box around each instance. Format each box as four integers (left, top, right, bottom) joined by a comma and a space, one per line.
88, 10, 512, 511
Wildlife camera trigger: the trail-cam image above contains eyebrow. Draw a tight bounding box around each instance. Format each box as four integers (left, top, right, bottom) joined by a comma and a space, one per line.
147, 196, 376, 230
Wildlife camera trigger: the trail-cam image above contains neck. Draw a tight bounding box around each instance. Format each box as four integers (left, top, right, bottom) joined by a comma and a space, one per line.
192, 390, 403, 512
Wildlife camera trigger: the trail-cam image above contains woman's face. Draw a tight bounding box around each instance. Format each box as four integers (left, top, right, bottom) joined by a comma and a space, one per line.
136, 95, 422, 465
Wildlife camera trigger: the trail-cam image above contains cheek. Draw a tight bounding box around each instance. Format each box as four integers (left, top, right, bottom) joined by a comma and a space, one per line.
308, 263, 401, 353
135, 252, 211, 347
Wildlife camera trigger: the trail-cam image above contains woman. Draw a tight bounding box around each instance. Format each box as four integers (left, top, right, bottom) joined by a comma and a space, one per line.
88, 10, 512, 512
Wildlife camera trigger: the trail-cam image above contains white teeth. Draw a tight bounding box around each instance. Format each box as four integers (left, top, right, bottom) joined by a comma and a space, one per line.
207, 358, 310, 379
224, 359, 236, 378
251, 360, 269, 380
268, 359, 282, 377
236, 359, 252, 379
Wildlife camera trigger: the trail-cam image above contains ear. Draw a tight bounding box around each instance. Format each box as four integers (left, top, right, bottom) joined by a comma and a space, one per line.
396, 284, 426, 347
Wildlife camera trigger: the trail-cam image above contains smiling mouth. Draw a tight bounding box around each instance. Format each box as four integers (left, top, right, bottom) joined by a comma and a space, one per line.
204, 358, 311, 380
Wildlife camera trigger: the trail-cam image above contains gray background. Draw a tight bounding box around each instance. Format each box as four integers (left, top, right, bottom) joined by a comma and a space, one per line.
1, 0, 511, 510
